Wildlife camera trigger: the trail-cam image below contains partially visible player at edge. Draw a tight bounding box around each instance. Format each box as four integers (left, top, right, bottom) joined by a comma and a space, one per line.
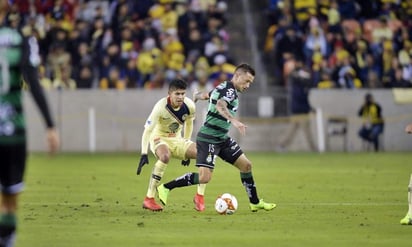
157, 63, 276, 212
0, 1, 60, 246
137, 79, 206, 211
400, 123, 412, 225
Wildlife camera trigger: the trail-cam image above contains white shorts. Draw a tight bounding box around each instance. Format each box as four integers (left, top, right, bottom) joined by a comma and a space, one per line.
150, 136, 194, 160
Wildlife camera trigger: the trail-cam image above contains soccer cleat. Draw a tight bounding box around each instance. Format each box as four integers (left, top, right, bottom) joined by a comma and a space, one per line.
193, 193, 205, 211
400, 213, 412, 225
142, 197, 163, 211
249, 199, 277, 212
157, 184, 170, 205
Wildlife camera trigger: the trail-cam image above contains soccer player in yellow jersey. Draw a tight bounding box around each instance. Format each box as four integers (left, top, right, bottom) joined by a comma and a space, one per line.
137, 79, 206, 211
400, 123, 412, 225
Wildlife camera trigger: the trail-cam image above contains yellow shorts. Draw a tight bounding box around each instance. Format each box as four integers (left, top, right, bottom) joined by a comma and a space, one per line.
150, 136, 194, 160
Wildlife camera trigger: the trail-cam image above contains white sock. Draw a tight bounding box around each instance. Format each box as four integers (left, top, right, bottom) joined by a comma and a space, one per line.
146, 160, 167, 198
408, 174, 412, 215
197, 183, 206, 196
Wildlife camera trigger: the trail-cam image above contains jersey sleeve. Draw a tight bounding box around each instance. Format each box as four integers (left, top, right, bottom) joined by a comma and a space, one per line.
21, 35, 54, 128
183, 98, 196, 140
216, 82, 236, 104
141, 99, 163, 154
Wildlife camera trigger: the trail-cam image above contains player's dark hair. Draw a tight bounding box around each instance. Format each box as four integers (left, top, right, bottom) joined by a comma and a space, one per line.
169, 79, 187, 91
235, 63, 255, 76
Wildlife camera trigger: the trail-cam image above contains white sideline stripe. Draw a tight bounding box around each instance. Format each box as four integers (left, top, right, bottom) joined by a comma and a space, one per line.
22, 202, 405, 206
281, 202, 404, 206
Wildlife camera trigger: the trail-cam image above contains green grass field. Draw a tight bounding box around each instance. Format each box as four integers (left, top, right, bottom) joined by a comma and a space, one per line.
15, 152, 412, 247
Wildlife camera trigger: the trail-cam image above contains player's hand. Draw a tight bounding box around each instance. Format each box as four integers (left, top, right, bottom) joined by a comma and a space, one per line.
231, 119, 247, 136
137, 154, 149, 175
47, 128, 60, 155
181, 159, 190, 166
406, 124, 412, 134
193, 91, 209, 103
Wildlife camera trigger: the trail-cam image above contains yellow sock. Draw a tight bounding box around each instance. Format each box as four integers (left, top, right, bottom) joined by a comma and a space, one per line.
146, 160, 167, 198
408, 174, 412, 215
197, 183, 206, 196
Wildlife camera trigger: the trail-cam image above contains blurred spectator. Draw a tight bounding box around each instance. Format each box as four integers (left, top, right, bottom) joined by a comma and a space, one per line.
358, 93, 384, 152
275, 26, 305, 85
160, 2, 178, 32
304, 26, 327, 66
276, 59, 316, 152
184, 27, 205, 58
99, 66, 125, 90
337, 57, 362, 88
46, 42, 71, 80
38, 65, 53, 90
189, 69, 214, 93
75, 65, 94, 89
338, 0, 358, 20
53, 66, 77, 90
137, 37, 163, 87
204, 34, 227, 64
122, 58, 142, 88
292, 0, 317, 29
327, 0, 341, 33
371, 17, 393, 58
208, 54, 235, 86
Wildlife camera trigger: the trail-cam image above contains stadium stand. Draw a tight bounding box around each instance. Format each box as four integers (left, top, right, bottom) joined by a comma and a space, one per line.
10, 0, 231, 91
263, 0, 412, 89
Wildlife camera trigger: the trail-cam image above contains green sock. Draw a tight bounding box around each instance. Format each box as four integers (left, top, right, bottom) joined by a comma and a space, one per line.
164, 173, 199, 190
0, 213, 17, 245
0, 213, 16, 227
240, 172, 259, 204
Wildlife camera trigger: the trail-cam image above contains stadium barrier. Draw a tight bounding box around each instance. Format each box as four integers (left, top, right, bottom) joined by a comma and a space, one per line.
23, 89, 412, 152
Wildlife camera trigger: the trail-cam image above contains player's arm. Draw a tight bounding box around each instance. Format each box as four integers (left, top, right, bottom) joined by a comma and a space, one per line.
22, 35, 59, 154
140, 124, 152, 156
193, 90, 211, 103
405, 123, 412, 134
183, 99, 196, 140
216, 99, 247, 136
137, 103, 159, 174
180, 118, 194, 167
183, 116, 194, 140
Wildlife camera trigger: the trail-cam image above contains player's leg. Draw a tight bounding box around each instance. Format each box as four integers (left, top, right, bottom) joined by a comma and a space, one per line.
157, 140, 215, 206
400, 174, 412, 225
143, 143, 170, 211
302, 117, 317, 151
0, 194, 17, 247
183, 142, 206, 211
277, 116, 299, 151
223, 139, 276, 212
0, 144, 26, 247
370, 124, 384, 152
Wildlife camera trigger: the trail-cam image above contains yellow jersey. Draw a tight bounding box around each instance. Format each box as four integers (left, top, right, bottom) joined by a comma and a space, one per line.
141, 97, 196, 154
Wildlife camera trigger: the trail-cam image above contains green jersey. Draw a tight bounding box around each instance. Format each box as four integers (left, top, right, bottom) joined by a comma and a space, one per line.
197, 81, 239, 144
0, 25, 53, 144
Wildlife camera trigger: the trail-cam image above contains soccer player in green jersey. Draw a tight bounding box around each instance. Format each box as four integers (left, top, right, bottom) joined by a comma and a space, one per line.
157, 63, 276, 212
0, 1, 60, 246
137, 79, 206, 211
400, 123, 412, 225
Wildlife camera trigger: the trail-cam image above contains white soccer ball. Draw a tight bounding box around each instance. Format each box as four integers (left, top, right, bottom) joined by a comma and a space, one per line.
215, 193, 238, 215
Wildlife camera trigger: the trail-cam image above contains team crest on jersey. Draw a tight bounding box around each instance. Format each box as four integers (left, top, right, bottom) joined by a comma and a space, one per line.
169, 122, 179, 133
223, 88, 235, 102
182, 114, 188, 121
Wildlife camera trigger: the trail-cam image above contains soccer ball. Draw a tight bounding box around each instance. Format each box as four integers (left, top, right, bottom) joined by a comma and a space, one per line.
215, 193, 238, 215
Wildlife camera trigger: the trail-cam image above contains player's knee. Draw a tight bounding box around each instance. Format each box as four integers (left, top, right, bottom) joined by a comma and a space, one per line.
239, 162, 252, 173
158, 153, 170, 163
199, 174, 211, 184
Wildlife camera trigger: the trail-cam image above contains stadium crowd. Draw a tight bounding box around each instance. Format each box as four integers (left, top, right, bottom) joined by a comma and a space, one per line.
264, 0, 412, 88
7, 0, 412, 90
10, 0, 233, 90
